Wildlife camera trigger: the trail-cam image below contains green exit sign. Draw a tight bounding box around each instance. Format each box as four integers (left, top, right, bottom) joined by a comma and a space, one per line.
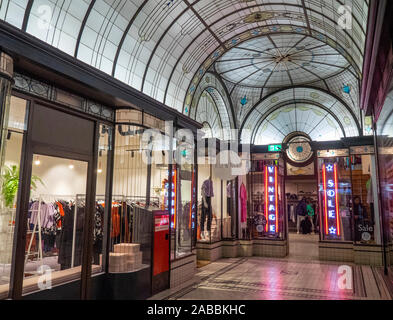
268, 144, 282, 152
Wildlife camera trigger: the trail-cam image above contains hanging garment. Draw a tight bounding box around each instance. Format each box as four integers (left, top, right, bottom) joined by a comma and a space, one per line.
240, 183, 247, 223
111, 206, 121, 239
202, 179, 214, 197
290, 205, 295, 223
58, 203, 85, 269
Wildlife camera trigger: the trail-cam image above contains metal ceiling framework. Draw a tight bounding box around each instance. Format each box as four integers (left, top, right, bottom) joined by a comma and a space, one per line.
0, 0, 369, 143
240, 86, 362, 144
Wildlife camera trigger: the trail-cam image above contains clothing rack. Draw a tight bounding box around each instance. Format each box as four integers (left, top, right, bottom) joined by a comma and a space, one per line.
25, 194, 76, 272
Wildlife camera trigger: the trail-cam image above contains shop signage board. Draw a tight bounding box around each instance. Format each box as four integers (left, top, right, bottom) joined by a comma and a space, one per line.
322, 163, 341, 237
264, 165, 278, 234
318, 149, 349, 158
253, 153, 280, 160
349, 146, 375, 155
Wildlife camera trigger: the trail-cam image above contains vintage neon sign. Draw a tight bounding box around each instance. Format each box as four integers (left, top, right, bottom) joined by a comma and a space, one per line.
322, 163, 340, 236
264, 165, 279, 233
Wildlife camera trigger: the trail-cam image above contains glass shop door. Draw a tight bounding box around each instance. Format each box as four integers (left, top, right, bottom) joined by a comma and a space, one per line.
22, 154, 89, 295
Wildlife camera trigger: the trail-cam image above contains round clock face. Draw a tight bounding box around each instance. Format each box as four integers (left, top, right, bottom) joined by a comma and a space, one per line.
286, 137, 313, 163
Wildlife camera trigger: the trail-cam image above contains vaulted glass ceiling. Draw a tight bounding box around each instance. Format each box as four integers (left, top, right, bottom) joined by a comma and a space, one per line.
252, 104, 345, 145
240, 87, 360, 144
0, 0, 369, 143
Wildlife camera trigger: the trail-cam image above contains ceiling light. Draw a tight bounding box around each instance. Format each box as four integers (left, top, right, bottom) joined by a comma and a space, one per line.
34, 157, 41, 166
98, 161, 103, 173
69, 164, 74, 170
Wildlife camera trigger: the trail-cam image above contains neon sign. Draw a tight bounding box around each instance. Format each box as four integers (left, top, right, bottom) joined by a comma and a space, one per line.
322, 163, 340, 236
165, 168, 177, 229
264, 165, 278, 233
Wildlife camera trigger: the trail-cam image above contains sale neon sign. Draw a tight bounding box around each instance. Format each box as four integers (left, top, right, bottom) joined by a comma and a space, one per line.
265, 165, 278, 233
322, 163, 341, 236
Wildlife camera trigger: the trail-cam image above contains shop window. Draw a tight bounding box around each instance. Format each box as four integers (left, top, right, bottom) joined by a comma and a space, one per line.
197, 163, 224, 243
350, 154, 377, 244
92, 124, 113, 273
0, 96, 28, 298
23, 155, 89, 293
109, 125, 152, 274
318, 157, 353, 242
247, 158, 285, 240
376, 87, 393, 251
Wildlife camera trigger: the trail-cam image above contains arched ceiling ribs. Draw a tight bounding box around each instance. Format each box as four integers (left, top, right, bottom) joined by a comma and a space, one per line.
21, 0, 33, 31
140, 4, 192, 92
111, 0, 149, 77
249, 101, 347, 144
189, 72, 234, 134
207, 71, 237, 129
182, 26, 362, 115
74, 0, 96, 58
239, 86, 361, 137
160, 1, 366, 109
248, 102, 347, 145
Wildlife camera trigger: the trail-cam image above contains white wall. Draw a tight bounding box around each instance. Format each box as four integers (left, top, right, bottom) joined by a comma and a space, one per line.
31, 155, 88, 198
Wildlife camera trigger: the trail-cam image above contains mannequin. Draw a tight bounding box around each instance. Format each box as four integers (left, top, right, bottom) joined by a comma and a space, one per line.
200, 175, 214, 241
227, 181, 236, 238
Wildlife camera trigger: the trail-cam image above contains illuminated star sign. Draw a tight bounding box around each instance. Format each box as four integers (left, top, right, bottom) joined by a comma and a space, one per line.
326, 164, 334, 172
329, 226, 337, 235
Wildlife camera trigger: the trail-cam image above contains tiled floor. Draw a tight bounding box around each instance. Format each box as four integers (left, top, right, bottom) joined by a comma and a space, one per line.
151, 234, 392, 300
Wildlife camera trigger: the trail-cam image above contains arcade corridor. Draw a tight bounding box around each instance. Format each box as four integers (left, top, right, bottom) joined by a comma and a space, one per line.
0, 0, 393, 304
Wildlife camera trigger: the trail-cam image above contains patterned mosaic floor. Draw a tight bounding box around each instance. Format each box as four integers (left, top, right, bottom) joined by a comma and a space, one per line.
152, 235, 392, 300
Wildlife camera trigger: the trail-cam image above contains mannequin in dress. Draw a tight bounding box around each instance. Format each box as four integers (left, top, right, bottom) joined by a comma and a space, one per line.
200, 175, 214, 241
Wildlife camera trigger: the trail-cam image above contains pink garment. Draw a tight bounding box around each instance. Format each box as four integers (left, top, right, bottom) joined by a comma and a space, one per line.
240, 183, 247, 223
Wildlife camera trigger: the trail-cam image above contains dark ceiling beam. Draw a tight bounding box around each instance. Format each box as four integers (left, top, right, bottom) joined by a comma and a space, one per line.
74, 0, 96, 58
217, 57, 272, 63
140, 3, 193, 92
206, 71, 238, 129
283, 35, 308, 56
183, 0, 224, 47
290, 60, 330, 90
236, 46, 277, 57
218, 60, 273, 76
21, 0, 34, 31
0, 21, 202, 132
291, 58, 347, 70
111, 0, 149, 77
267, 35, 294, 86
221, 64, 351, 90
301, 0, 313, 35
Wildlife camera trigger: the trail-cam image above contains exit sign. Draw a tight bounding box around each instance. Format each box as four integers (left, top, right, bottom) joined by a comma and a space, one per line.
268, 144, 282, 152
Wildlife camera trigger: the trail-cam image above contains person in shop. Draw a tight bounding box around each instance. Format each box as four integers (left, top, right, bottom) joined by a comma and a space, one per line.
306, 198, 315, 234
296, 197, 307, 234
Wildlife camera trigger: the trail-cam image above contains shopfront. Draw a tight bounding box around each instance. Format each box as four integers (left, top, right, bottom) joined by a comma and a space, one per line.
0, 52, 201, 300
316, 145, 383, 265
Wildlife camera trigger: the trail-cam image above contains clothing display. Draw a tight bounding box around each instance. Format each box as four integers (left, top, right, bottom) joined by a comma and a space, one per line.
200, 196, 212, 232
202, 179, 214, 197
200, 179, 214, 232
240, 183, 247, 224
